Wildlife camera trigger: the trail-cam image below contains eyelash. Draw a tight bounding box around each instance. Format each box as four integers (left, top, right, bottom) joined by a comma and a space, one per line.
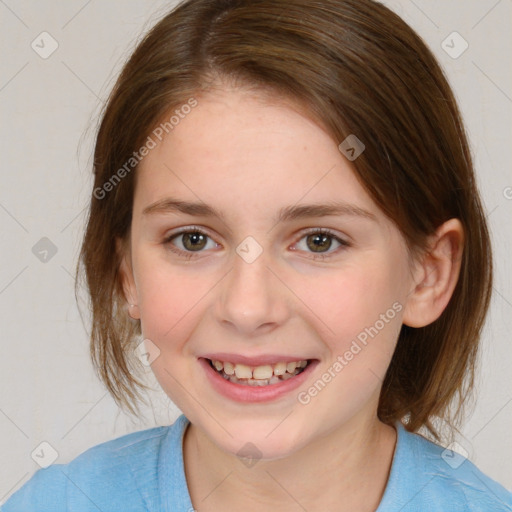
163, 225, 350, 261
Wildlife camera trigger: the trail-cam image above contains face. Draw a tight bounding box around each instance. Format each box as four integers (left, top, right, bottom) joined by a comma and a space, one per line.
121, 87, 416, 459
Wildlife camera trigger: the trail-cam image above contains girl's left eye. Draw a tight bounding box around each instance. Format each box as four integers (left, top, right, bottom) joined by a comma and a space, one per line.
163, 226, 349, 261
292, 228, 350, 260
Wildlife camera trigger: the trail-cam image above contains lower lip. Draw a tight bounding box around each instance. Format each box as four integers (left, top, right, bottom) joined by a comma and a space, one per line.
199, 357, 319, 403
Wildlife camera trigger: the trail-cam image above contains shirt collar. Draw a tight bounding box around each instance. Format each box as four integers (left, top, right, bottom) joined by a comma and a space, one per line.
160, 415, 414, 512
159, 414, 194, 512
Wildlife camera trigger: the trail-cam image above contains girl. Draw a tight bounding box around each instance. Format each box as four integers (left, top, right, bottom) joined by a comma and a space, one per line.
3, 0, 511, 510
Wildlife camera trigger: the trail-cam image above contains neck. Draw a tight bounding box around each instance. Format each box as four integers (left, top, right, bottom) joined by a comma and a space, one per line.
183, 408, 397, 512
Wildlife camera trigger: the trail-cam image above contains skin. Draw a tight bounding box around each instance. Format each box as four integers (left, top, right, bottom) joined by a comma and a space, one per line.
119, 85, 463, 511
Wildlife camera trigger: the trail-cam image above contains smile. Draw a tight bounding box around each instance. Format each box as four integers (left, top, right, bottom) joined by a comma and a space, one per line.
199, 356, 319, 403
208, 358, 309, 386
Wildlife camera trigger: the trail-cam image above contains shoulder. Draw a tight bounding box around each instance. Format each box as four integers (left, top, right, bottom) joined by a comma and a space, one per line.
1, 416, 188, 512
387, 423, 512, 511
67, 422, 170, 475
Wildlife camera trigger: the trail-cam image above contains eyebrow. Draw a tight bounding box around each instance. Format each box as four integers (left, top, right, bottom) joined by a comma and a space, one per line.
142, 197, 377, 224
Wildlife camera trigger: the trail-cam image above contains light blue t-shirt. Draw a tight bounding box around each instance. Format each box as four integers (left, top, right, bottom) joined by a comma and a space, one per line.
2, 414, 511, 511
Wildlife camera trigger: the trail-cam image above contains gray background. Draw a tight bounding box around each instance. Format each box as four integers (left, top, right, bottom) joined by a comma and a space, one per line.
0, 0, 511, 503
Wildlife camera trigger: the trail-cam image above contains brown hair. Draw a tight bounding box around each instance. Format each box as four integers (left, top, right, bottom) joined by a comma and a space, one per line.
77, 0, 492, 443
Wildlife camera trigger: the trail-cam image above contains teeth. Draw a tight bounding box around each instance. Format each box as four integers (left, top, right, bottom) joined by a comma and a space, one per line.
273, 362, 286, 375
252, 365, 273, 379
234, 364, 252, 379
286, 362, 297, 373
248, 378, 268, 386
209, 358, 309, 385
223, 361, 235, 375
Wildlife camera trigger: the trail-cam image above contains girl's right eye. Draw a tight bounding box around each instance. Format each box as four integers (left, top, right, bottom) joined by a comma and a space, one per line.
163, 227, 218, 260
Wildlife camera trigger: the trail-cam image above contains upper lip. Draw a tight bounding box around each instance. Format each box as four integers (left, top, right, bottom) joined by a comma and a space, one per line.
201, 353, 314, 366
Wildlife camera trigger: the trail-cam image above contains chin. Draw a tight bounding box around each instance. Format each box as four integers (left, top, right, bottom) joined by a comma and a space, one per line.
212, 420, 309, 462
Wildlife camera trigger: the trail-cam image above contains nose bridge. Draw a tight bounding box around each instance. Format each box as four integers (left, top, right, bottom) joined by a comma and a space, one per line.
216, 235, 288, 334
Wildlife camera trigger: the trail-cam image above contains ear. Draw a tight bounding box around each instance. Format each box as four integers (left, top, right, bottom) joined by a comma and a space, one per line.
116, 236, 140, 320
402, 218, 464, 328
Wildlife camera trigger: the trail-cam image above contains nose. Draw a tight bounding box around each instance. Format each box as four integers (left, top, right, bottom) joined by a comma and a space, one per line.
215, 246, 290, 337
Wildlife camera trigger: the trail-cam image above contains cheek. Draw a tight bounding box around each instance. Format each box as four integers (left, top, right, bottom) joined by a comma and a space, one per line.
134, 258, 208, 354
288, 273, 403, 428
134, 262, 211, 409
300, 264, 403, 345
294, 262, 404, 397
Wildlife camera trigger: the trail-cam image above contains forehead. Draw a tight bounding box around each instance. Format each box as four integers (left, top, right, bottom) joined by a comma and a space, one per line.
134, 88, 378, 218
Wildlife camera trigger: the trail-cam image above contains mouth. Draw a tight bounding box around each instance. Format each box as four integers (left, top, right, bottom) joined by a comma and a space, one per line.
199, 354, 319, 403
206, 357, 311, 386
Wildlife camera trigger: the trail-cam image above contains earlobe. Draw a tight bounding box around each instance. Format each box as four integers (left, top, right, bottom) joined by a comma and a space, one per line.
402, 218, 464, 328
116, 237, 140, 320
127, 303, 140, 319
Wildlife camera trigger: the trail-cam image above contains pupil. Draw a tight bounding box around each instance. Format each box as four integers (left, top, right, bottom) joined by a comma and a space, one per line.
309, 233, 331, 253
184, 232, 206, 251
